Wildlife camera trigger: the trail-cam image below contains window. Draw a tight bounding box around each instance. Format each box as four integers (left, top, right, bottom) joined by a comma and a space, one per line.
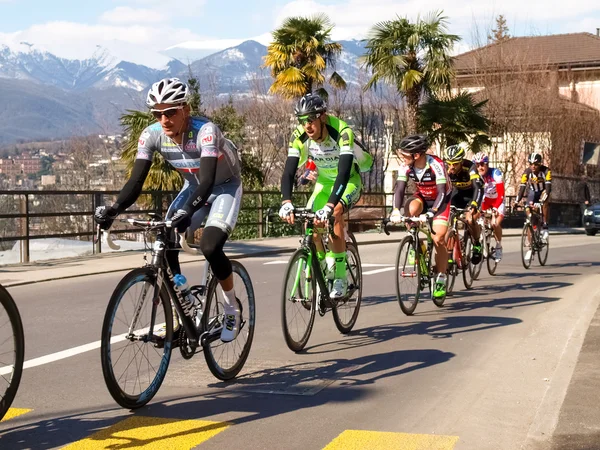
581, 141, 600, 166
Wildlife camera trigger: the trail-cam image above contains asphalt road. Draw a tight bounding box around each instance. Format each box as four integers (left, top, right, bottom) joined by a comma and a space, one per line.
1, 234, 599, 450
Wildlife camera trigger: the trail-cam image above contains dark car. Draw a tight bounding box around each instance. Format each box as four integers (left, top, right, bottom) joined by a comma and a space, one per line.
583, 201, 600, 236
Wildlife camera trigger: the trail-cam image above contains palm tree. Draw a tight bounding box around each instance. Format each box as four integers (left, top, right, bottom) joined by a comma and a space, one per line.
119, 110, 182, 194
264, 13, 347, 99
362, 11, 460, 133
418, 91, 491, 152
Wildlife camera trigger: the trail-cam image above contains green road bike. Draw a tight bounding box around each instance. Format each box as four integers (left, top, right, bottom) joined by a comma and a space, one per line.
383, 215, 444, 315
281, 208, 362, 352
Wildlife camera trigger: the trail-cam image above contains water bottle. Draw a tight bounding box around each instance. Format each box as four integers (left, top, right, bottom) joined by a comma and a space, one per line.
173, 274, 195, 315
299, 158, 317, 185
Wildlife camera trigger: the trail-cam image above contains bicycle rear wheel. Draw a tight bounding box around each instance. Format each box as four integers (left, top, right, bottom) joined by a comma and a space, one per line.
203, 261, 255, 380
281, 249, 316, 352
332, 243, 362, 334
395, 236, 421, 316
521, 225, 534, 269
486, 233, 499, 275
538, 233, 549, 266
462, 230, 475, 289
0, 285, 25, 421
101, 268, 173, 409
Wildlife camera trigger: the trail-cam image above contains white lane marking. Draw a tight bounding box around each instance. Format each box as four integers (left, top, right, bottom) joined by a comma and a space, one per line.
0, 323, 165, 375
361, 263, 394, 267
363, 267, 396, 275
263, 261, 289, 265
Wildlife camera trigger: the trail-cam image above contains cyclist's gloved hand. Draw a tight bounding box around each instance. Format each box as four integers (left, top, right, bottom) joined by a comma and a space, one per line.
94, 205, 119, 230
278, 202, 294, 219
533, 202, 542, 210
170, 208, 192, 233
390, 208, 402, 224
315, 205, 333, 223
469, 203, 478, 214
424, 211, 435, 221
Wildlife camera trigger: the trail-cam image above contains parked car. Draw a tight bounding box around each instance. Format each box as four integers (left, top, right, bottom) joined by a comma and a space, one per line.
583, 201, 600, 236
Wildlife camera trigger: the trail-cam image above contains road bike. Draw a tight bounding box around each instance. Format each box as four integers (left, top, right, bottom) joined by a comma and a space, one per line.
0, 284, 24, 421
445, 206, 473, 293
281, 208, 362, 352
99, 215, 255, 409
518, 202, 549, 269
474, 208, 501, 277
382, 215, 443, 314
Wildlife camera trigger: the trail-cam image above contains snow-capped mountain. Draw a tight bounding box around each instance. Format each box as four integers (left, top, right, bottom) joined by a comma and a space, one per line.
0, 43, 184, 92
0, 39, 367, 143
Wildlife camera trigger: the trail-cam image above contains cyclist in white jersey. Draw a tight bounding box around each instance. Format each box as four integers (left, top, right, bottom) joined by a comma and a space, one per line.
94, 78, 243, 342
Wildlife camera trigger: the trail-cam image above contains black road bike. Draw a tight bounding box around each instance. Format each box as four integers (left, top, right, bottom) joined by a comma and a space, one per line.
100, 216, 255, 409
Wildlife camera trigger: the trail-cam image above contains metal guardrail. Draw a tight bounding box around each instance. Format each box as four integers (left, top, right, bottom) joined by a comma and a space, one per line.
0, 189, 394, 263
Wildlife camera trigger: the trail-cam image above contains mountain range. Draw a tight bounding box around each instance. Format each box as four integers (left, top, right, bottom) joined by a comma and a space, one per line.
0, 40, 365, 145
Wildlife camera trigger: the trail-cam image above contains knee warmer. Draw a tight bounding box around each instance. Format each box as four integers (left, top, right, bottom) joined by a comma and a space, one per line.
200, 227, 232, 281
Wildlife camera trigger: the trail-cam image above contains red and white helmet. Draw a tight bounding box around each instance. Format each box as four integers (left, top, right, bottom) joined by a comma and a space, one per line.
473, 152, 489, 164
146, 78, 190, 107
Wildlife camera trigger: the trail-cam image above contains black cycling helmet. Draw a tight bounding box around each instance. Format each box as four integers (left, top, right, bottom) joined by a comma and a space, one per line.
294, 92, 327, 117
398, 134, 430, 154
528, 152, 542, 164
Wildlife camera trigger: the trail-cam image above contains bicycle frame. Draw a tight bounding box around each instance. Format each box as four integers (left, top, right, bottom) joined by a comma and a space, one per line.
103, 220, 221, 349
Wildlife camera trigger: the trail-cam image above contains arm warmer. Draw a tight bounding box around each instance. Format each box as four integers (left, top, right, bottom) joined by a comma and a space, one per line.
327, 153, 354, 206
394, 179, 407, 210
113, 159, 152, 212
281, 156, 300, 202
432, 183, 447, 212
471, 176, 484, 207
185, 157, 218, 213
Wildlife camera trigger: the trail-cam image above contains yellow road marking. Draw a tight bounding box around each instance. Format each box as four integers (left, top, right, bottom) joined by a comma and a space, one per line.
323, 430, 459, 450
1, 408, 32, 422
62, 416, 230, 450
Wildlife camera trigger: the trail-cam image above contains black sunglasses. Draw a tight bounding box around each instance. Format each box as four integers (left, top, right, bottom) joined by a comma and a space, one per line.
151, 105, 183, 120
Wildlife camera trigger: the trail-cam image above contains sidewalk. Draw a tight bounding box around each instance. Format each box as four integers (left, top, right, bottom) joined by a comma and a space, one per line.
0, 227, 585, 287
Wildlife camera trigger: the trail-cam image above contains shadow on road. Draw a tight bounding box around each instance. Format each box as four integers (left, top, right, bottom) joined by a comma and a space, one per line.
0, 348, 454, 449
304, 313, 521, 354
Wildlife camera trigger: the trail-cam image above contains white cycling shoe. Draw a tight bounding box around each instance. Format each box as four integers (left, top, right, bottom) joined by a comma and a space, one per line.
221, 301, 241, 343
330, 278, 348, 299
494, 244, 503, 262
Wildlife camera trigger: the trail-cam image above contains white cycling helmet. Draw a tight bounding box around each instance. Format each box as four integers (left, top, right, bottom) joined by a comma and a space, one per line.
146, 78, 190, 107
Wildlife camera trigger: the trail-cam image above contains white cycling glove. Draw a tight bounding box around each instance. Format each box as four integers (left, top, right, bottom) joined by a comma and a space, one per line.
279, 202, 295, 219
315, 205, 333, 222
390, 208, 402, 224
424, 211, 435, 220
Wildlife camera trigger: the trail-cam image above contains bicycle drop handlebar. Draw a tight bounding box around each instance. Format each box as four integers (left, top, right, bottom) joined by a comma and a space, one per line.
380, 215, 435, 236
98, 218, 201, 256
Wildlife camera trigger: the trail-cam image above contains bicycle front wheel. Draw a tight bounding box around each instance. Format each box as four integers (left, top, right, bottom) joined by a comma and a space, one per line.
521, 225, 533, 269
395, 236, 421, 315
332, 243, 362, 334
101, 268, 173, 409
538, 233, 549, 266
446, 232, 458, 295
203, 260, 255, 380
0, 285, 25, 421
486, 233, 499, 275
462, 230, 475, 289
281, 249, 316, 352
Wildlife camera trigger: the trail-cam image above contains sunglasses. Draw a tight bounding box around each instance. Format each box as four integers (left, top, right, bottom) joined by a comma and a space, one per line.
151, 105, 184, 120
476, 162, 488, 166
298, 113, 321, 125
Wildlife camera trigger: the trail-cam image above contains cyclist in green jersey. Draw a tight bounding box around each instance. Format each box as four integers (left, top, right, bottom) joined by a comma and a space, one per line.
279, 93, 368, 299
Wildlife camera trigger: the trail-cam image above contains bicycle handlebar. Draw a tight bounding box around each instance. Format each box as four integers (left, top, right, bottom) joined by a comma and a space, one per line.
98, 218, 201, 256
380, 214, 436, 235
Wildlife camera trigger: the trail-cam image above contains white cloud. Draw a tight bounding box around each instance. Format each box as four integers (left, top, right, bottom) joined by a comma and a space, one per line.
0, 21, 205, 68
274, 0, 600, 45
100, 7, 163, 25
